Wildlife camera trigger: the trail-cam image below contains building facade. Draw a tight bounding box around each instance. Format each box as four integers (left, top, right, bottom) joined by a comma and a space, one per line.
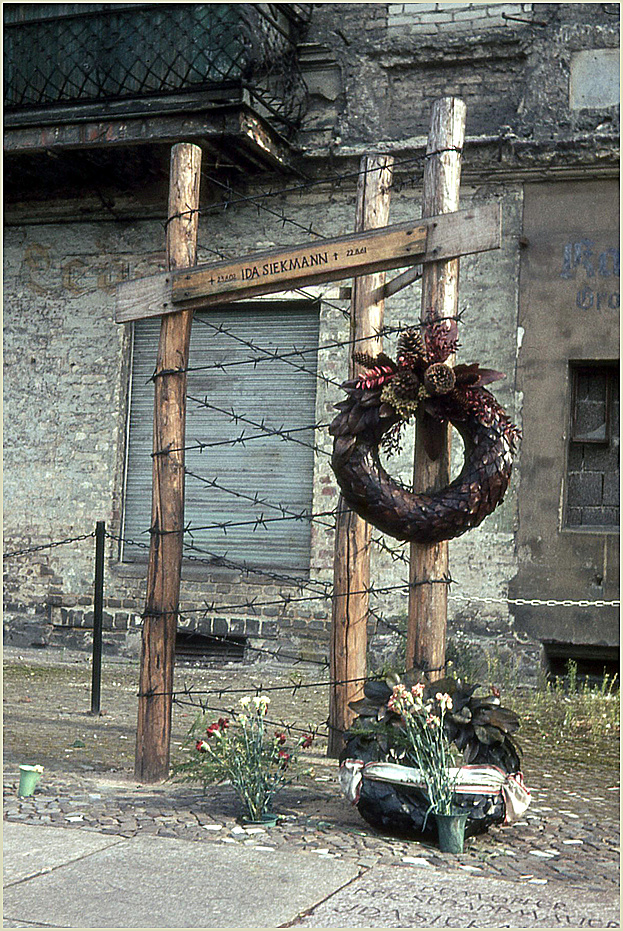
4, 3, 619, 680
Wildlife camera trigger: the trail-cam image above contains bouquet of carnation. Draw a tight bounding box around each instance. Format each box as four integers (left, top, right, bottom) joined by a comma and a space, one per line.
174, 695, 314, 822
388, 682, 459, 821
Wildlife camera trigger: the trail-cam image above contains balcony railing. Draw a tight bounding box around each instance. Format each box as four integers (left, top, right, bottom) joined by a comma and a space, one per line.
4, 3, 308, 137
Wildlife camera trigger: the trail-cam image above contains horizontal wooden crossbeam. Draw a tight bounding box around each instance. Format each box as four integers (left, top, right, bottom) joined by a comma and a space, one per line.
115, 203, 500, 322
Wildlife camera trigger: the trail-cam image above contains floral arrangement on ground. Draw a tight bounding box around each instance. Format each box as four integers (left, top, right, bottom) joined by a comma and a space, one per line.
339, 673, 531, 841
173, 695, 314, 823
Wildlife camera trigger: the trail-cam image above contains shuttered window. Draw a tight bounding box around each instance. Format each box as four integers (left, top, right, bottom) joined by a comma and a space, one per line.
122, 302, 320, 573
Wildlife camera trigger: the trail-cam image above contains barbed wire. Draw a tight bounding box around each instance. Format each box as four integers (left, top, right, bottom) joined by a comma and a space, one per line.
181, 474, 337, 534
201, 172, 330, 242
190, 317, 341, 390
176, 625, 330, 669
184, 509, 337, 536
141, 578, 452, 620
111, 532, 334, 596
185, 398, 332, 459
5, 531, 619, 613
175, 325, 404, 378
171, 694, 331, 738
153, 421, 329, 460
169, 153, 428, 230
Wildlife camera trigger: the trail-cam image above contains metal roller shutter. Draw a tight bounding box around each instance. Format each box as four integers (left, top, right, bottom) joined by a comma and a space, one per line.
122, 301, 320, 574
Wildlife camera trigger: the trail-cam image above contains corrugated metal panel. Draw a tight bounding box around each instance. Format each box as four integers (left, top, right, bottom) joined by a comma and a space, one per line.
123, 302, 320, 574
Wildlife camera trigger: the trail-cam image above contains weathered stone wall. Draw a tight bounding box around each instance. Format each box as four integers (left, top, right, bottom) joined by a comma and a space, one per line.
4, 2, 619, 681
2, 179, 528, 671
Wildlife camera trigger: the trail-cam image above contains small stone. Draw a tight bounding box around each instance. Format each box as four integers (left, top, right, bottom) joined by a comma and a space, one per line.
202, 824, 222, 831
254, 846, 276, 852
402, 856, 431, 866
562, 839, 584, 845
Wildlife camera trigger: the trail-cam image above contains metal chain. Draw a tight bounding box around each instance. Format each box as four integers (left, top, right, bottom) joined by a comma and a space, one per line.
450, 592, 619, 608
3, 532, 96, 561
4, 532, 619, 609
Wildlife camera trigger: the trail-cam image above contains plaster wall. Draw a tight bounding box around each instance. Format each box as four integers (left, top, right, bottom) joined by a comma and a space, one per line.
510, 180, 619, 650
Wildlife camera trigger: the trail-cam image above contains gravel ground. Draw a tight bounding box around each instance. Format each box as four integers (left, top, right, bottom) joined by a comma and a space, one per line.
3, 646, 620, 895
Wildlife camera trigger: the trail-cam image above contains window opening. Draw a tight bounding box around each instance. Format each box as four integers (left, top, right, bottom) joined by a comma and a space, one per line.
543, 641, 619, 688
565, 362, 619, 529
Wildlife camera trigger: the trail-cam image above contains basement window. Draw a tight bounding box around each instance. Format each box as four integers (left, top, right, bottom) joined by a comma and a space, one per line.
543, 641, 619, 687
175, 630, 246, 665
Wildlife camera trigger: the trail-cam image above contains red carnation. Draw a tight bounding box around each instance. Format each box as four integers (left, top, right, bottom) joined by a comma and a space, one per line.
301, 734, 313, 749
218, 718, 230, 730
274, 732, 287, 745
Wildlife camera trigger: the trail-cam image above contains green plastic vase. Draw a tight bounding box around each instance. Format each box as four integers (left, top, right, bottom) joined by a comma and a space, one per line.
434, 812, 468, 854
239, 813, 278, 827
18, 765, 42, 797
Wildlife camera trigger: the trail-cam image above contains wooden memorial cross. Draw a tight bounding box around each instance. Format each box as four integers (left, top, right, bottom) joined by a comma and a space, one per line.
117, 128, 500, 781
116, 204, 500, 323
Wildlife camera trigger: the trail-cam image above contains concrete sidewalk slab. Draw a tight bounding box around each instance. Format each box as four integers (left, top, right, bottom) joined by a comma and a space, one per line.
3, 826, 359, 929
3, 822, 125, 886
296, 862, 621, 928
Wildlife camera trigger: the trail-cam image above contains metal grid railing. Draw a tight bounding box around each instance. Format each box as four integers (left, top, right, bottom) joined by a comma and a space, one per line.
4, 3, 308, 136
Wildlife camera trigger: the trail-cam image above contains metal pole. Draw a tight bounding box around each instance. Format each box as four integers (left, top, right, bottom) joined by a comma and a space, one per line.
91, 520, 105, 715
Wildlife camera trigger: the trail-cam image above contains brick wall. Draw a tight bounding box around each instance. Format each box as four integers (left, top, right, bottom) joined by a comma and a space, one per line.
3, 181, 526, 668
388, 3, 534, 33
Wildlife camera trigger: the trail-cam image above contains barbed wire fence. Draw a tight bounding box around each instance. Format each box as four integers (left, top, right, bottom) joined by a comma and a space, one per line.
4, 525, 619, 741
4, 157, 620, 739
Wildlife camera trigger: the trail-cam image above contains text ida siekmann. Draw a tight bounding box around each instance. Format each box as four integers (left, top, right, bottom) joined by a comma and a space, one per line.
241, 251, 330, 280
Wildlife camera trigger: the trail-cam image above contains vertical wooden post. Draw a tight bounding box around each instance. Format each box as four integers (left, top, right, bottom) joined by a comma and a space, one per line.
328, 155, 394, 757
135, 143, 202, 782
407, 98, 466, 680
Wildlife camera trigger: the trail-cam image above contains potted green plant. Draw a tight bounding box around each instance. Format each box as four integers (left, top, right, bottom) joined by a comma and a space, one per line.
174, 695, 314, 825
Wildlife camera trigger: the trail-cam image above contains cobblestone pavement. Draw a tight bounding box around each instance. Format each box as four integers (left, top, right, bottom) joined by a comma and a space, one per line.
3, 648, 620, 900
4, 739, 620, 898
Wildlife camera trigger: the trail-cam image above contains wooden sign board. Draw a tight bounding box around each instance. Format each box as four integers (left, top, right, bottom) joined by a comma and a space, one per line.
115, 203, 500, 323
